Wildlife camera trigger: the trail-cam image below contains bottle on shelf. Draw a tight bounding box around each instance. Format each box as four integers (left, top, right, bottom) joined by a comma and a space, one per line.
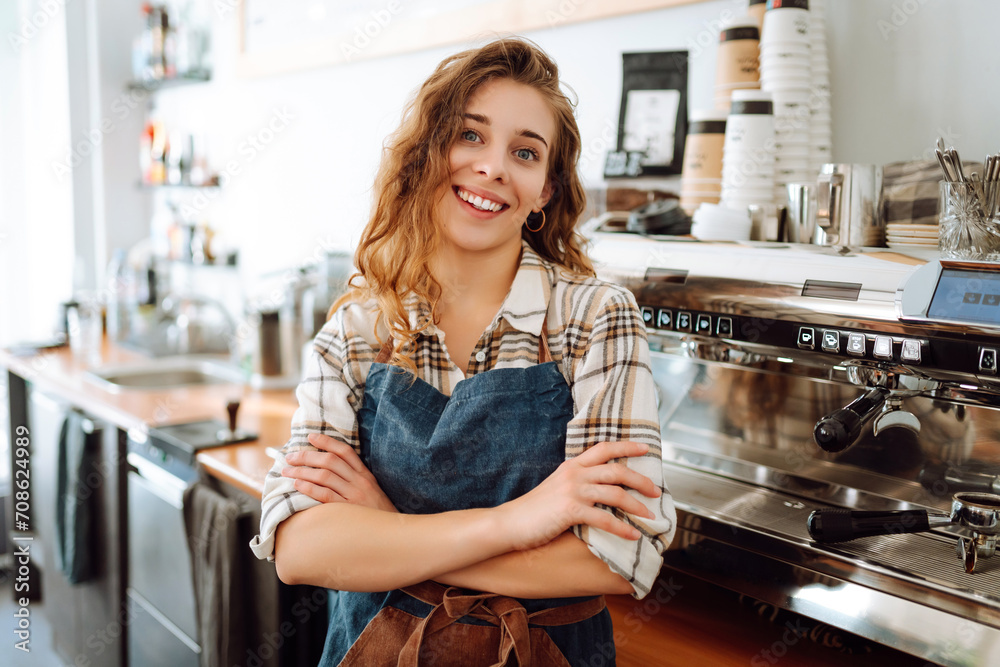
131, 1, 211, 84
105, 248, 136, 343
140, 114, 215, 187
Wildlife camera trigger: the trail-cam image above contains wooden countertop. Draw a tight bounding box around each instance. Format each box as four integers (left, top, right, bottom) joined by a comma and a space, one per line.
0, 338, 294, 498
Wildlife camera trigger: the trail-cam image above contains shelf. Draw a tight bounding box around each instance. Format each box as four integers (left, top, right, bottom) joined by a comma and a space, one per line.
155, 253, 239, 268
126, 71, 212, 92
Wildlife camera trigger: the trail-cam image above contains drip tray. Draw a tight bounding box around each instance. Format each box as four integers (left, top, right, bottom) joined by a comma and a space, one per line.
149, 419, 257, 466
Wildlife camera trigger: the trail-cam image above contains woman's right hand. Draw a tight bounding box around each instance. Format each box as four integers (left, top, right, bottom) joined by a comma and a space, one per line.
495, 441, 660, 551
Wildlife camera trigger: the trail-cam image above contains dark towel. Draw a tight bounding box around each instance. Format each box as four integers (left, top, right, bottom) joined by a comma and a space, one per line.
182, 479, 246, 667
55, 411, 98, 584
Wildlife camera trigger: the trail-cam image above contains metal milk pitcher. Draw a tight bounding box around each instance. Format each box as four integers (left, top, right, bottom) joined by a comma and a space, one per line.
813, 163, 884, 247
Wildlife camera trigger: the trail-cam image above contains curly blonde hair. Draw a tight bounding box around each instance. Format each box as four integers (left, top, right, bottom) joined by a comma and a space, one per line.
338, 37, 593, 372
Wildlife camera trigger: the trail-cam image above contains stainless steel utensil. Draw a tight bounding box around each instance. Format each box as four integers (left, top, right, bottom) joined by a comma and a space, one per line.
813, 163, 884, 247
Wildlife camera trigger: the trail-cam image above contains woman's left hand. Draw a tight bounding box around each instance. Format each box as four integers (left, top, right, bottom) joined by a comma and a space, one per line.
282, 433, 398, 512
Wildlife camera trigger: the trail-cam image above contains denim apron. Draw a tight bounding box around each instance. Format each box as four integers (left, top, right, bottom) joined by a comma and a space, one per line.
319, 324, 615, 666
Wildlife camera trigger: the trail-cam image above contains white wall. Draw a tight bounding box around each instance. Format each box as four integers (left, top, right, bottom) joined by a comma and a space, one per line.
827, 0, 999, 164
3, 0, 1000, 345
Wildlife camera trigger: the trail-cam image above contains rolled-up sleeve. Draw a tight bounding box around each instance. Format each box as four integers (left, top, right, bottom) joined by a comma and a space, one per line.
249, 309, 368, 561
564, 287, 676, 599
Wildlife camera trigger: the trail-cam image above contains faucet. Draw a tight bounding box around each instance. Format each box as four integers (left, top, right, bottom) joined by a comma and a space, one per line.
160, 294, 240, 363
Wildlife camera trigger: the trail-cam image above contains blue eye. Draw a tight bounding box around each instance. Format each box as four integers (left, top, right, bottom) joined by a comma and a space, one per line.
461, 129, 480, 142
516, 148, 539, 161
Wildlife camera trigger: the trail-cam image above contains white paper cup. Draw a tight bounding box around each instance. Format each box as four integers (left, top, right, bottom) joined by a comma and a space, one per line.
759, 61, 810, 78
760, 39, 809, 52
762, 6, 811, 44
775, 144, 810, 158
759, 50, 810, 66
723, 152, 776, 174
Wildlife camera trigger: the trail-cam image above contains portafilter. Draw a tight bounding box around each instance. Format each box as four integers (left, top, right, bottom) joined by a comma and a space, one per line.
807, 492, 1000, 573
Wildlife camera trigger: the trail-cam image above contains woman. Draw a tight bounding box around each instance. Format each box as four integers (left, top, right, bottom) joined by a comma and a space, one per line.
250, 37, 676, 665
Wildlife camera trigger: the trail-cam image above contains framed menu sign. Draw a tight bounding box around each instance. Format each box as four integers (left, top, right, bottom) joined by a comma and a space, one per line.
236, 0, 707, 78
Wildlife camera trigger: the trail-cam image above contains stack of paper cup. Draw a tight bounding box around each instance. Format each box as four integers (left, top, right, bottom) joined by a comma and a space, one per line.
714, 16, 761, 112
760, 0, 812, 208
679, 109, 727, 214
720, 89, 776, 225
691, 202, 753, 241
809, 0, 832, 175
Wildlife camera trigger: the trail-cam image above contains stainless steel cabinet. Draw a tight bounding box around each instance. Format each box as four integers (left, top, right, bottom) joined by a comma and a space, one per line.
125, 439, 201, 667
26, 383, 126, 667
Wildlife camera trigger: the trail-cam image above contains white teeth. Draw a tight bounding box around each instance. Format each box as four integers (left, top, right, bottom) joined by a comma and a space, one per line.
458, 188, 504, 212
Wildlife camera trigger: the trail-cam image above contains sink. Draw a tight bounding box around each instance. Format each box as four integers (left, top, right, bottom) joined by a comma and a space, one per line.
85, 355, 246, 392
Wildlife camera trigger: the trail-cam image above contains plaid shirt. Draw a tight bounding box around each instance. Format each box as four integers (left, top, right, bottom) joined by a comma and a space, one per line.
250, 242, 675, 598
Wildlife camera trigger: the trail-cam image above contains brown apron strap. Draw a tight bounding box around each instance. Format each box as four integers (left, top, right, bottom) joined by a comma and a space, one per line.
375, 336, 394, 364
397, 582, 605, 666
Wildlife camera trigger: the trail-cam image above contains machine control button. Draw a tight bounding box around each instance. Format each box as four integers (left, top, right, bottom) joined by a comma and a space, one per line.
716, 317, 733, 337
821, 330, 840, 353
695, 314, 712, 335
873, 336, 893, 360
846, 333, 866, 356
980, 348, 998, 374
676, 311, 692, 332
656, 309, 673, 330
640, 307, 654, 326
797, 327, 815, 349
900, 339, 922, 363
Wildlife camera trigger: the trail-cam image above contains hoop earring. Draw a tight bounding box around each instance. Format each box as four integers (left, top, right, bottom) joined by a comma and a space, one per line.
525, 209, 546, 233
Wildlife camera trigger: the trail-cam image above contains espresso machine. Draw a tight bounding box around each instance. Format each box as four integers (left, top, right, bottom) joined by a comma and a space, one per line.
585, 222, 1000, 666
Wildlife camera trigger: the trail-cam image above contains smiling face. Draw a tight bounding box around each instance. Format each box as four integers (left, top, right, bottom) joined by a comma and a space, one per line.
435, 78, 556, 259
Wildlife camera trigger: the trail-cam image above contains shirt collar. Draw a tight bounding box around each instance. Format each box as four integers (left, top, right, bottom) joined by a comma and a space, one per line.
495, 241, 554, 336
407, 241, 555, 337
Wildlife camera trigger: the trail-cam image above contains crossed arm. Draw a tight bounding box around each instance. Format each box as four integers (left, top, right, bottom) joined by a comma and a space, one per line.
273, 433, 659, 598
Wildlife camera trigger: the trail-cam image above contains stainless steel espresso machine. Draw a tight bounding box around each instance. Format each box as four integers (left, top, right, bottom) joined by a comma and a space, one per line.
586, 226, 1000, 666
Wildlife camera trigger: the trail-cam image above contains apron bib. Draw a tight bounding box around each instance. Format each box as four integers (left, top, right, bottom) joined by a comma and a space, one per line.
319, 326, 615, 666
